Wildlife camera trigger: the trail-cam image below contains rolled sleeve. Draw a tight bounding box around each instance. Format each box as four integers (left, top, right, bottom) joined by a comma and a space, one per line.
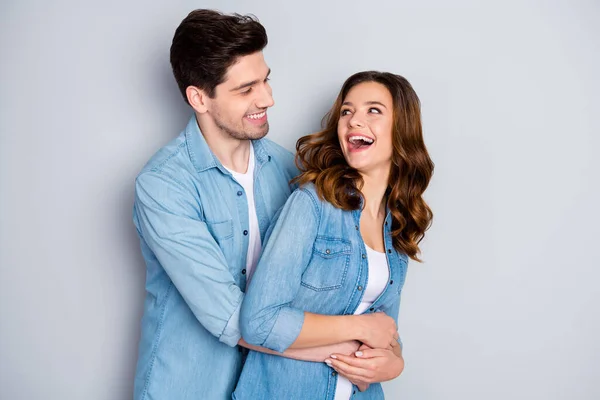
261, 307, 305, 353
219, 293, 244, 347
135, 171, 243, 346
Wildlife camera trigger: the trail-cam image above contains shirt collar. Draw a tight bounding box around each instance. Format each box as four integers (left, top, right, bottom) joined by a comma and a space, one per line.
184, 115, 271, 174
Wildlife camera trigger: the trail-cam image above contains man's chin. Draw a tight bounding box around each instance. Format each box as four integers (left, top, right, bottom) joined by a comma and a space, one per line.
247, 123, 269, 140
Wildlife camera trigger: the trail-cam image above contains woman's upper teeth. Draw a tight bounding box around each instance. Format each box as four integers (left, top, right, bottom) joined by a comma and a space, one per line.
349, 135, 374, 144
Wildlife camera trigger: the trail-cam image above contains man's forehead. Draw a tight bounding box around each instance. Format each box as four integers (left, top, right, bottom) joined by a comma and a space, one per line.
221, 52, 269, 87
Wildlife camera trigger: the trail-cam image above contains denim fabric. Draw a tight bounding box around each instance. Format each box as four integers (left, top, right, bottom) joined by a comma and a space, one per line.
132, 116, 298, 400
235, 184, 408, 399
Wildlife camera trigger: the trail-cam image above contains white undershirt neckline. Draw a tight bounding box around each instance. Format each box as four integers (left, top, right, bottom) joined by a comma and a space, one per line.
334, 243, 390, 400
224, 143, 261, 283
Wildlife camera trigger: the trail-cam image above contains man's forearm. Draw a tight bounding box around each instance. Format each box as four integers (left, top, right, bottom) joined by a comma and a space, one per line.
238, 339, 360, 362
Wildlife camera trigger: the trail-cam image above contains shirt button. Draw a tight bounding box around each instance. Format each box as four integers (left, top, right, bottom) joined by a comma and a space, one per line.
357, 285, 363, 291
362, 254, 366, 259
243, 230, 248, 236
369, 307, 375, 312
353, 390, 357, 395
332, 371, 337, 376
385, 221, 388, 226
242, 269, 246, 275
390, 280, 394, 285
325, 249, 331, 254
237, 191, 243, 196
355, 225, 359, 230
388, 249, 392, 253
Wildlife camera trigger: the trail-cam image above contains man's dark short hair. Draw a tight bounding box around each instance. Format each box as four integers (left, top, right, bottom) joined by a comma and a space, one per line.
170, 9, 268, 103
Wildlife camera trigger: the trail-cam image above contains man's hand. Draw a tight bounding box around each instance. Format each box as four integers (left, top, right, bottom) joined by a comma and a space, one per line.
356, 313, 398, 349
325, 343, 404, 385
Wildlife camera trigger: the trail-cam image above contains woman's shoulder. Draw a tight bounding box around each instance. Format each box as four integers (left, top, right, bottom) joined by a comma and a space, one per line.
294, 183, 343, 214
295, 183, 329, 206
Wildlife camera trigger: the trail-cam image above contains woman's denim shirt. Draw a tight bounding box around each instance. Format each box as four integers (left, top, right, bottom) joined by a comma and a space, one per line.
235, 183, 409, 399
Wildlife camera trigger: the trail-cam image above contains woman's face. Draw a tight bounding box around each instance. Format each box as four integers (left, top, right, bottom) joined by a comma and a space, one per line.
337, 81, 394, 176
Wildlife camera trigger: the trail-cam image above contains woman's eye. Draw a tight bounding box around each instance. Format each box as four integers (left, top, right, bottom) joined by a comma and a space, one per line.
341, 109, 351, 116
369, 107, 381, 114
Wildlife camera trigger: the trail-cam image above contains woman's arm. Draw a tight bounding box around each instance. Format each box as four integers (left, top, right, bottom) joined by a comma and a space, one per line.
290, 312, 397, 350
240, 189, 398, 353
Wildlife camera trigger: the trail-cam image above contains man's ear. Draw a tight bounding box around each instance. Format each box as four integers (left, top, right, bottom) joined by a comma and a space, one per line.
186, 86, 209, 114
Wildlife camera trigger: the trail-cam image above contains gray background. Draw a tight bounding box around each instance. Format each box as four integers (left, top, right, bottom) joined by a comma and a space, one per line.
1, 0, 599, 399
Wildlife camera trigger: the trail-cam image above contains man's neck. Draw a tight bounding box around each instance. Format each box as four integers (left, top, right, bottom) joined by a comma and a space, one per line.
196, 114, 251, 173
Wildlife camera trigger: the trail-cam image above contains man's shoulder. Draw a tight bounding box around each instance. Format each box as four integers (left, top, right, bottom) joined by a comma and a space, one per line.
134, 131, 201, 200
257, 138, 298, 181
138, 132, 192, 178
258, 138, 294, 163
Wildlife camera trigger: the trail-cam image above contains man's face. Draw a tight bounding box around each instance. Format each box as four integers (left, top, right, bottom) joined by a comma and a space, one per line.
205, 51, 274, 140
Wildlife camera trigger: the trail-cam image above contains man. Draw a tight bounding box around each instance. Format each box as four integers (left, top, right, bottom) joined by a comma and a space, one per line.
132, 10, 358, 400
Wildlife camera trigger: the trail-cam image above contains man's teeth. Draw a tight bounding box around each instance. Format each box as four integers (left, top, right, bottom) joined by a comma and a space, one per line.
349, 135, 374, 144
246, 111, 266, 120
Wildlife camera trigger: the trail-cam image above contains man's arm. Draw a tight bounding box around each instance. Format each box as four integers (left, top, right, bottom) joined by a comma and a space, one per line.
238, 339, 360, 362
136, 172, 361, 361
135, 171, 244, 346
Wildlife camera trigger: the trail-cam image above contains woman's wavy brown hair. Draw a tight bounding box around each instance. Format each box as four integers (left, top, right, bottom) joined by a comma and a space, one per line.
293, 71, 434, 261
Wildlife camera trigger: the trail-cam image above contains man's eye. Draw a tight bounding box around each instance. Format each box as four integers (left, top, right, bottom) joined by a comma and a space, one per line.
241, 87, 253, 95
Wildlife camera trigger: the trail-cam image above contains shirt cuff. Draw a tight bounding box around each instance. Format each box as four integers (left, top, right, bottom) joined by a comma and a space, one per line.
219, 293, 243, 347
262, 307, 305, 353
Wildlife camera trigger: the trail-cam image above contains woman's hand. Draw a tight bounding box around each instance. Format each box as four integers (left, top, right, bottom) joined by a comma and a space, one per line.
325, 343, 404, 385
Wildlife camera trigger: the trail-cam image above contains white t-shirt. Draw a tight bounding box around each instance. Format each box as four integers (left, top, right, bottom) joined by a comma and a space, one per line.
224, 143, 261, 283
334, 245, 390, 400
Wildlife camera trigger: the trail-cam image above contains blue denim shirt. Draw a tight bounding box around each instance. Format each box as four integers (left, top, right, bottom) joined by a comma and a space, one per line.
132, 116, 298, 400
234, 184, 409, 400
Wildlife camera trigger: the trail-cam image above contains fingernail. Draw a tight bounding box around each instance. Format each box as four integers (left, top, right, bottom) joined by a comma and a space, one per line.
325, 360, 332, 365
330, 355, 337, 359
355, 351, 363, 357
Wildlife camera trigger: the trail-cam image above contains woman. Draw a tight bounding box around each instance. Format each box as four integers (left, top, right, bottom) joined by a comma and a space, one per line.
233, 71, 434, 399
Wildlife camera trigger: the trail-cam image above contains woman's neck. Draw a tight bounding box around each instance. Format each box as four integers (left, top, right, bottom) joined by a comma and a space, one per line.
359, 170, 389, 219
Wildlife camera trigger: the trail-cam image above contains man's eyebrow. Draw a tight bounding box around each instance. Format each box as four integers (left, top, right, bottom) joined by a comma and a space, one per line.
230, 69, 271, 92
342, 100, 388, 108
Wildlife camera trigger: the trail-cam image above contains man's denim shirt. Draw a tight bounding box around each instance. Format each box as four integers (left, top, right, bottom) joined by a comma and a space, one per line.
132, 116, 297, 400
234, 184, 409, 400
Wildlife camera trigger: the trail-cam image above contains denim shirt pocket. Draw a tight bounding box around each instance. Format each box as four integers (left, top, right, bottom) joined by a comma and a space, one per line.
301, 237, 352, 291
206, 219, 234, 248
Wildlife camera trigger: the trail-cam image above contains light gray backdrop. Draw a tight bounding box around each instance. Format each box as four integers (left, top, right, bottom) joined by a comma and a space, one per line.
1, 1, 598, 399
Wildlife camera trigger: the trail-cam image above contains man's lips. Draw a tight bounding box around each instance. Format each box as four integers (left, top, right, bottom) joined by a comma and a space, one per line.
245, 111, 267, 124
